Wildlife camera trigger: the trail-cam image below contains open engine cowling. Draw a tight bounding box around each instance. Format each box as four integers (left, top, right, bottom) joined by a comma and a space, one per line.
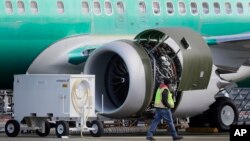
84, 28, 213, 118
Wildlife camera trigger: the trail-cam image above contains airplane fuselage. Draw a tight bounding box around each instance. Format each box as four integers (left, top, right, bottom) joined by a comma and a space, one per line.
1, 0, 250, 88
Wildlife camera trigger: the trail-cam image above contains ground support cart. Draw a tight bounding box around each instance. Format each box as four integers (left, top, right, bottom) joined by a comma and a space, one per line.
4, 74, 103, 138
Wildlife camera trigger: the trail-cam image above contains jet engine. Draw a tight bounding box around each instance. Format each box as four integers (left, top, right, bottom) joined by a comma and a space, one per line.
84, 28, 213, 118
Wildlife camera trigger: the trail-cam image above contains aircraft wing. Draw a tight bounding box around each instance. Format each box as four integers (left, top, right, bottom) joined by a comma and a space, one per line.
205, 33, 250, 73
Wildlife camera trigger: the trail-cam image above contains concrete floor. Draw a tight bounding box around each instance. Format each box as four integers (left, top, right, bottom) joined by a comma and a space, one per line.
0, 133, 229, 141
0, 119, 230, 141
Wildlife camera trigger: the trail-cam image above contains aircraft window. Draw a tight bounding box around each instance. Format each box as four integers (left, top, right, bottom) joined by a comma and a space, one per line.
18, 1, 25, 14
82, 1, 90, 14
166, 2, 174, 14
139, 1, 146, 14
5, 1, 13, 14
105, 1, 112, 15
30, 1, 38, 14
178, 2, 186, 14
117, 1, 124, 15
202, 2, 209, 14
153, 1, 160, 15
214, 2, 220, 14
237, 2, 244, 14
225, 2, 232, 14
190, 2, 198, 15
57, 1, 64, 14
249, 3, 250, 13
94, 1, 101, 15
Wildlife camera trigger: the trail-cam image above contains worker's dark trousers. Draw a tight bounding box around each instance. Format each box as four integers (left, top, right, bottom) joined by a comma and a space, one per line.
147, 108, 178, 138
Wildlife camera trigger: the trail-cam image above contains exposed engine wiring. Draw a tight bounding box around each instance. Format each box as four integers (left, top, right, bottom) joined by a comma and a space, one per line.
138, 36, 181, 98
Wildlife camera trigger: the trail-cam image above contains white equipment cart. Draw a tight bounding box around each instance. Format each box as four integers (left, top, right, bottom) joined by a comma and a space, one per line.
5, 74, 103, 138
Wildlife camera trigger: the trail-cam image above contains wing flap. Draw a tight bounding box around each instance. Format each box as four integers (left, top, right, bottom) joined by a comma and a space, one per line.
205, 33, 250, 73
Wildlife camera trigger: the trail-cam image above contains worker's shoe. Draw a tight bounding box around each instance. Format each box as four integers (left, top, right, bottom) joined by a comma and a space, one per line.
173, 135, 183, 140
146, 136, 156, 140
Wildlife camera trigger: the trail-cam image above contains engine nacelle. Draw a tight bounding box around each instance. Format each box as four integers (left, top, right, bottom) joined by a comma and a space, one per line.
84, 40, 154, 118
84, 28, 213, 118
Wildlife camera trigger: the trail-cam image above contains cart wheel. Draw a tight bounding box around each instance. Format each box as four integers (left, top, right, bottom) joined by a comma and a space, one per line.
90, 120, 104, 137
5, 120, 20, 137
55, 121, 69, 138
36, 121, 51, 137
86, 121, 91, 127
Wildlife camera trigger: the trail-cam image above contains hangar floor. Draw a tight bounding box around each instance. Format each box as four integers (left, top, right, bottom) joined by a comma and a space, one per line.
0, 133, 229, 141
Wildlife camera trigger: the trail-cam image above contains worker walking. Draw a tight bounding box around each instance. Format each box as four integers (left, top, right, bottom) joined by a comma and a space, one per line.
146, 79, 183, 141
